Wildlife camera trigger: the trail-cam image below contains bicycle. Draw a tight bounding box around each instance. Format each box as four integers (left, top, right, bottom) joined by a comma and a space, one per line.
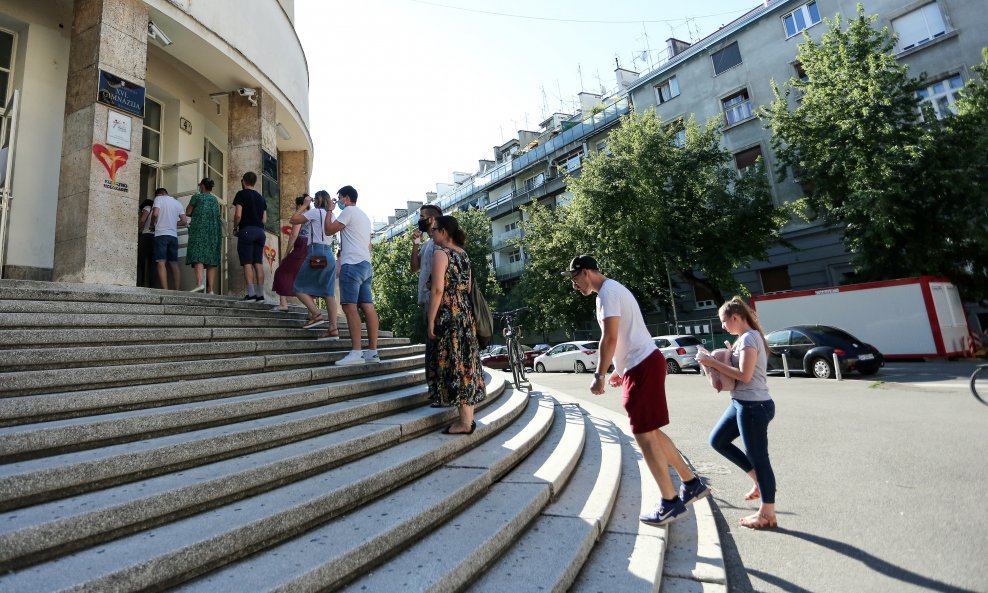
972, 363, 988, 406
493, 307, 529, 389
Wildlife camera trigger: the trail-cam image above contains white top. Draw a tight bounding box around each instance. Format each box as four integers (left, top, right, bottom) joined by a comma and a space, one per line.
417, 238, 436, 305
302, 208, 330, 245
152, 195, 184, 237
335, 205, 371, 265
140, 205, 153, 234
596, 278, 657, 375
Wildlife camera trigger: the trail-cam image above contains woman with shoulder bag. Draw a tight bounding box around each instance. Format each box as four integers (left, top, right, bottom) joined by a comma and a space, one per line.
289, 191, 338, 335
697, 296, 778, 530
272, 194, 312, 311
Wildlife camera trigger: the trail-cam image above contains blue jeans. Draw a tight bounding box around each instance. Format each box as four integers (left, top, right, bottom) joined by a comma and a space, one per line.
709, 399, 777, 504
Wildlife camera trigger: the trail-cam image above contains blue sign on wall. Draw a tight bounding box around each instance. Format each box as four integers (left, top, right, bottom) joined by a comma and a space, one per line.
97, 71, 146, 118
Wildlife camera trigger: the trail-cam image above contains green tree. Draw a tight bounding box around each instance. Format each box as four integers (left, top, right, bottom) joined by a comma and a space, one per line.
764, 8, 988, 297
519, 110, 789, 333
370, 207, 498, 343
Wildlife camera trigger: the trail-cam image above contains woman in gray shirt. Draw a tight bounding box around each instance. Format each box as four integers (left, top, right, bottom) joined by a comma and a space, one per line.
698, 297, 778, 530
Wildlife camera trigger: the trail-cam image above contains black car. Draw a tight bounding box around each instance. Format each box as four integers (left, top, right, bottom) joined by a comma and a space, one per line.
765, 325, 884, 379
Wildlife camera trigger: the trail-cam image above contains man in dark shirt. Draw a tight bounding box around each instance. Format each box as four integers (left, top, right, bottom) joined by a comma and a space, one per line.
232, 171, 268, 301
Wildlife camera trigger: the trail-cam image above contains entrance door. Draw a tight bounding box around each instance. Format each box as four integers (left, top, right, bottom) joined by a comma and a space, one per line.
0, 89, 20, 278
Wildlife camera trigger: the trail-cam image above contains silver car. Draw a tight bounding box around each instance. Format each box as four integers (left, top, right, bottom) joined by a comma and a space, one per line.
652, 335, 704, 374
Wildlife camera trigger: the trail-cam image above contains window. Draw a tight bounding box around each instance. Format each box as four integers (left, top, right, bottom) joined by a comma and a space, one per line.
141, 97, 162, 162
790, 331, 814, 346
654, 338, 671, 348
203, 138, 225, 199
918, 74, 964, 119
760, 266, 792, 294
693, 282, 718, 310
767, 331, 790, 348
892, 2, 946, 52
524, 172, 544, 191
0, 29, 14, 107
783, 1, 821, 38
722, 89, 753, 126
261, 149, 279, 235
596, 140, 608, 153
794, 62, 809, 83
504, 221, 518, 233
734, 146, 763, 173
711, 42, 742, 75
655, 76, 680, 104
507, 248, 522, 264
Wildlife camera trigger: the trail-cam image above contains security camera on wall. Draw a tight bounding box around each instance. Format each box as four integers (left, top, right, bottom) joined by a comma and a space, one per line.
238, 87, 258, 107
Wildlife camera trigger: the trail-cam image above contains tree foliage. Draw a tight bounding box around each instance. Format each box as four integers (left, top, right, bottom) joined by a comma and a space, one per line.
371, 207, 497, 343
765, 8, 988, 298
518, 109, 790, 334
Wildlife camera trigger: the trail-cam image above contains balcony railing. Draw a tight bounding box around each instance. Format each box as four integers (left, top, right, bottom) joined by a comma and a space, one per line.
495, 259, 526, 280
491, 227, 523, 250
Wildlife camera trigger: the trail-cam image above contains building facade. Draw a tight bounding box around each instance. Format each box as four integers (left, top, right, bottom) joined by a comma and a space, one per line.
374, 0, 985, 337
0, 0, 313, 293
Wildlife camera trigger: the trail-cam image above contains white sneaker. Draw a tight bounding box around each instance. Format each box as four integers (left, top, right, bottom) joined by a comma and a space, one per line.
363, 351, 381, 363
336, 351, 367, 366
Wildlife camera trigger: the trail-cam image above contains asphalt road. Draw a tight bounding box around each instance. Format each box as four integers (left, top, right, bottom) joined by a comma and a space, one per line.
522, 360, 988, 593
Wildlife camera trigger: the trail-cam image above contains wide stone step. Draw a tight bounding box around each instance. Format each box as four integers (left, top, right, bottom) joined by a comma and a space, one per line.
174, 390, 560, 593
0, 337, 411, 372
0, 380, 523, 593
0, 312, 317, 329
0, 342, 422, 398
0, 325, 394, 349
471, 410, 623, 592
0, 362, 427, 458
0, 298, 309, 320
0, 349, 424, 423
0, 380, 508, 570
338, 397, 585, 593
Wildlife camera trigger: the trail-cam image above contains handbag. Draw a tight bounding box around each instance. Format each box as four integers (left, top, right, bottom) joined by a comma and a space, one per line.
308, 210, 327, 269
700, 348, 737, 393
470, 274, 494, 348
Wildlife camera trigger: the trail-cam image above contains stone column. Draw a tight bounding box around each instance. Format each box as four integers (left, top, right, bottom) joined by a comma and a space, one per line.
226, 88, 277, 296
54, 0, 147, 285
278, 150, 309, 257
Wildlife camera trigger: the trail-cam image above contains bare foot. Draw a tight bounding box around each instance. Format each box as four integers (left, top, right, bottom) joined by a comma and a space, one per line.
739, 512, 777, 529
744, 485, 761, 501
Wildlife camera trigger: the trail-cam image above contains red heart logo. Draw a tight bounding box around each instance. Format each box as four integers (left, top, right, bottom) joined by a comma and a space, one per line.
92, 144, 129, 184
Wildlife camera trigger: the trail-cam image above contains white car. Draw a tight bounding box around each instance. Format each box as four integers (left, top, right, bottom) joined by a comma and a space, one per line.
532, 341, 599, 373
652, 335, 704, 374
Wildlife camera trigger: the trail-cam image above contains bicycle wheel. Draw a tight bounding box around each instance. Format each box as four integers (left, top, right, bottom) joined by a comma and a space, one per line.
511, 339, 528, 383
972, 365, 988, 406
508, 339, 524, 387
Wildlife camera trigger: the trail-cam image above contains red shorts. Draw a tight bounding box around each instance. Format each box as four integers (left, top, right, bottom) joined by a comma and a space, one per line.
622, 350, 669, 434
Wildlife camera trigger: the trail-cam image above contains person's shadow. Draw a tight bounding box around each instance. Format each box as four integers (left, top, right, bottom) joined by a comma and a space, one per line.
750, 528, 982, 593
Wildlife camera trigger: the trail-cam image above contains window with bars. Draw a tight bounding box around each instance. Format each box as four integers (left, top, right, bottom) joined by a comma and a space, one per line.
892, 2, 947, 52
783, 1, 821, 38
917, 74, 964, 119
655, 76, 680, 104
722, 89, 753, 126
711, 42, 742, 75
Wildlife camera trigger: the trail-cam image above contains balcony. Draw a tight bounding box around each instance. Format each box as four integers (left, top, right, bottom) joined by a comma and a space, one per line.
495, 260, 526, 281
491, 227, 524, 251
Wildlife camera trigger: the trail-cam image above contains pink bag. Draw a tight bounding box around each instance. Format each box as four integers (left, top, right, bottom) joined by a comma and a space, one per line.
704, 348, 737, 393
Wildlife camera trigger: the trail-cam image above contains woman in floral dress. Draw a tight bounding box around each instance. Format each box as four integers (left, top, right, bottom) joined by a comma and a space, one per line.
426, 215, 486, 434
185, 178, 223, 293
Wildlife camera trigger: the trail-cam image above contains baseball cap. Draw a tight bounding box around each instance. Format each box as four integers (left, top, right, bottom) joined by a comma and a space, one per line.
561, 255, 599, 276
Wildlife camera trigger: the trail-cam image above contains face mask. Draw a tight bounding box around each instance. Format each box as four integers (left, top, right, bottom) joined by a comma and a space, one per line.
338, 200, 347, 210
417, 219, 431, 233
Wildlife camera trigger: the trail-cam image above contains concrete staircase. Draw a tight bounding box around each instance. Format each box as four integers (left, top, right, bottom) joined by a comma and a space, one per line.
0, 280, 722, 592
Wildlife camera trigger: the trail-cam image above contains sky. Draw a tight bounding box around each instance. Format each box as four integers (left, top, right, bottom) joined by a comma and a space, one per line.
294, 0, 761, 224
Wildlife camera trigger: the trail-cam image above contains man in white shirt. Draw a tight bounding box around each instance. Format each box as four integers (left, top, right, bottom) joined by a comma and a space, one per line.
325, 185, 379, 365
566, 255, 708, 526
151, 187, 188, 290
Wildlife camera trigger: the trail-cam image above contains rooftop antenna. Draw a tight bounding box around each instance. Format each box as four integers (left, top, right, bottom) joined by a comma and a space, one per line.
642, 23, 656, 68
556, 79, 564, 112
578, 63, 584, 91
596, 70, 606, 96
540, 85, 549, 119
615, 55, 621, 69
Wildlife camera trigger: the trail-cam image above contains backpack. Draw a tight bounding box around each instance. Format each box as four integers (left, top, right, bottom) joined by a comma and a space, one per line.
470, 274, 493, 348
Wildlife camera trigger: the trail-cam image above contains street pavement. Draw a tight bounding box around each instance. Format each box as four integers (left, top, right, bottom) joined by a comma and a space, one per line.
524, 360, 988, 593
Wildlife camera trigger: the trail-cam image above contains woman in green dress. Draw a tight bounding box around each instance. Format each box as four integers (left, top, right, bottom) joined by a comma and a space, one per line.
185, 178, 223, 293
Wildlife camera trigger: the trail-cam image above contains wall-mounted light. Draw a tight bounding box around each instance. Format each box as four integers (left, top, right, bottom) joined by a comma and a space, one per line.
209, 92, 226, 115
147, 21, 173, 46
276, 122, 291, 140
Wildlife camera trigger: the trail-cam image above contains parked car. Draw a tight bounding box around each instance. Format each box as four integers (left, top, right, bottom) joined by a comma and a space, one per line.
532, 341, 599, 373
652, 335, 704, 374
480, 344, 539, 370
765, 325, 884, 379
531, 344, 552, 355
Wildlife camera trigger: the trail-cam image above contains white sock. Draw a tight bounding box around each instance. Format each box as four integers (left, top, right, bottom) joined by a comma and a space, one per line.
246, 284, 255, 297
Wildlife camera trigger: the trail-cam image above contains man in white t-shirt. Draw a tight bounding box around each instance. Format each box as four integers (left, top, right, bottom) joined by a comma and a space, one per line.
325, 185, 379, 366
151, 188, 188, 290
566, 255, 708, 526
